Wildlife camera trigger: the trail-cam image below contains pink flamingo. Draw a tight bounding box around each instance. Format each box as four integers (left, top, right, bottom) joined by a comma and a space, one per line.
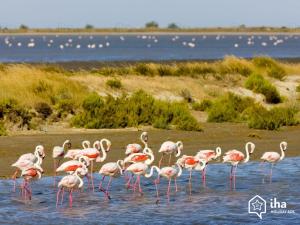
125, 162, 150, 194
195, 147, 222, 186
158, 141, 183, 167
223, 142, 255, 189
260, 141, 287, 182
177, 155, 206, 195
64, 140, 91, 159
76, 139, 111, 191
56, 167, 87, 208
20, 166, 42, 200
146, 163, 182, 203
11, 145, 45, 192
56, 156, 90, 175
125, 132, 148, 156
124, 147, 154, 188
98, 160, 124, 199
52, 140, 71, 185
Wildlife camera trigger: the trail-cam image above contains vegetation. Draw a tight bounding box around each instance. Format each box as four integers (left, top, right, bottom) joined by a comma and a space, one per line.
296, 85, 300, 92
168, 23, 179, 29
252, 56, 286, 80
192, 99, 213, 111
19, 24, 29, 30
0, 121, 7, 136
106, 78, 122, 89
245, 73, 281, 103
72, 90, 202, 131
243, 105, 298, 130
85, 24, 94, 29
145, 21, 159, 28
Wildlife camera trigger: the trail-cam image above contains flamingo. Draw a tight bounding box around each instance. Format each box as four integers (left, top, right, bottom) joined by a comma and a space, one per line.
260, 141, 287, 182
223, 142, 255, 189
77, 139, 111, 191
158, 141, 183, 167
125, 131, 148, 156
146, 163, 182, 203
177, 155, 206, 195
98, 160, 124, 199
52, 140, 71, 185
64, 140, 91, 159
20, 166, 43, 200
11, 145, 45, 192
195, 147, 222, 186
56, 167, 87, 208
56, 156, 90, 174
124, 147, 154, 188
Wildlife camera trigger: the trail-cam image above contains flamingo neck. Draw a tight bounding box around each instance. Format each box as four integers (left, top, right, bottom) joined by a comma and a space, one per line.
280, 142, 286, 161
99, 140, 107, 162
176, 163, 183, 177
75, 170, 83, 188
145, 166, 160, 178
146, 151, 154, 165
243, 143, 250, 163
117, 160, 124, 174
175, 141, 183, 157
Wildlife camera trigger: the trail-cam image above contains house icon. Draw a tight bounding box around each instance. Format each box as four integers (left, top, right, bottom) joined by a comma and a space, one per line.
248, 195, 267, 219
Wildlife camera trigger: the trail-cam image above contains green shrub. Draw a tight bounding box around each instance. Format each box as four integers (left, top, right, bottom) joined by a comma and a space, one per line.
192, 99, 213, 111
54, 99, 75, 118
35, 102, 52, 119
245, 73, 281, 104
190, 64, 216, 76
106, 79, 122, 89
296, 85, 300, 92
134, 63, 155, 76
0, 121, 7, 136
0, 99, 32, 128
32, 80, 53, 95
72, 90, 202, 131
157, 65, 174, 76
252, 56, 286, 80
243, 105, 298, 130
219, 57, 252, 76
207, 93, 255, 122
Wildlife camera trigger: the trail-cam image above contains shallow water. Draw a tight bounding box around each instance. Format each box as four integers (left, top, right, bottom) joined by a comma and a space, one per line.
1, 34, 300, 62
1, 157, 299, 224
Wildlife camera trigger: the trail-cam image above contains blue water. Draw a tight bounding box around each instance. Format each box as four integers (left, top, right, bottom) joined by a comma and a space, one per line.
0, 157, 299, 224
1, 34, 300, 62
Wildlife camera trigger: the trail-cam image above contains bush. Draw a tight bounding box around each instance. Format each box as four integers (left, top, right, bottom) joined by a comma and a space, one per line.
54, 99, 75, 118
252, 56, 286, 80
296, 85, 300, 92
0, 121, 7, 136
72, 90, 202, 131
192, 99, 212, 111
245, 73, 281, 104
157, 65, 174, 76
207, 93, 255, 122
134, 63, 155, 76
243, 105, 298, 130
106, 79, 122, 89
35, 102, 53, 119
219, 56, 252, 76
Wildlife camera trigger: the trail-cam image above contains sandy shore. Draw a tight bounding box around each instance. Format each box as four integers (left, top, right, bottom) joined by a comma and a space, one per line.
1, 123, 299, 178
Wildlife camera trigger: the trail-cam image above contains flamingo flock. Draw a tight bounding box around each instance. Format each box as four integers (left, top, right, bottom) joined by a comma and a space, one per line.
10, 132, 288, 207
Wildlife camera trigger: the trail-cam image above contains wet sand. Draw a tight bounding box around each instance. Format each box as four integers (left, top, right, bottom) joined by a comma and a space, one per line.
0, 123, 299, 178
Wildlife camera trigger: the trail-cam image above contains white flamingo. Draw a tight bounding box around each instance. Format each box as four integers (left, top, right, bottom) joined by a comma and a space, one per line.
158, 141, 183, 167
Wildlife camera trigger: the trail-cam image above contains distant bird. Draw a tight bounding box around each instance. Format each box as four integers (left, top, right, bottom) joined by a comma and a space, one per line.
158, 141, 183, 167
223, 142, 255, 189
52, 140, 72, 185
11, 145, 45, 192
195, 147, 222, 186
146, 163, 182, 202
98, 160, 124, 199
56, 167, 87, 208
261, 141, 287, 182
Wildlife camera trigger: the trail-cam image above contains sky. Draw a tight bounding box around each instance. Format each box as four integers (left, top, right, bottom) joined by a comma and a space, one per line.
0, 0, 300, 28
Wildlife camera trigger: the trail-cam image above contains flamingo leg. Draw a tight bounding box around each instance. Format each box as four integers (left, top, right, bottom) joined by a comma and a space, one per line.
167, 178, 171, 199
203, 166, 207, 188
69, 189, 73, 208
99, 176, 105, 191
138, 175, 143, 194
174, 177, 178, 192
270, 163, 274, 183
12, 169, 18, 193
189, 170, 192, 196
90, 161, 94, 192
158, 154, 164, 168
229, 165, 233, 190
233, 165, 237, 190
126, 173, 133, 189
154, 178, 160, 203
133, 176, 139, 192
53, 159, 57, 187
56, 188, 61, 208
105, 177, 112, 199
61, 188, 65, 205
